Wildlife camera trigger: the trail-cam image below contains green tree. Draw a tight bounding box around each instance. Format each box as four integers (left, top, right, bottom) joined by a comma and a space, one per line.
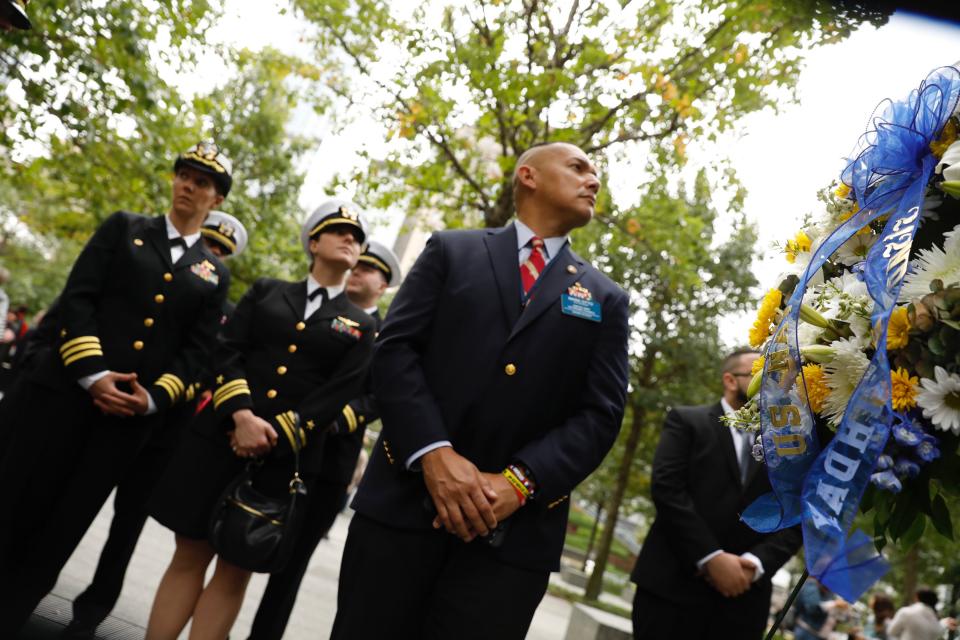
579, 172, 758, 599
295, 0, 888, 228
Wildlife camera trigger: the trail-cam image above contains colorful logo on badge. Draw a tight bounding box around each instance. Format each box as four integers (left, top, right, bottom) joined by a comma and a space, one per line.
567, 282, 592, 301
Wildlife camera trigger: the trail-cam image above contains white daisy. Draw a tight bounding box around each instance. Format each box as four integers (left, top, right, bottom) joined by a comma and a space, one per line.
834, 232, 878, 267
937, 139, 960, 181
899, 223, 960, 302
916, 366, 960, 435
822, 338, 871, 425
816, 274, 871, 348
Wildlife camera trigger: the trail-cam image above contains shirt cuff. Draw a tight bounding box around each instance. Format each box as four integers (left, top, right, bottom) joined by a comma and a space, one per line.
145, 391, 157, 415
696, 549, 723, 571
405, 440, 452, 470
78, 370, 110, 390
740, 552, 764, 582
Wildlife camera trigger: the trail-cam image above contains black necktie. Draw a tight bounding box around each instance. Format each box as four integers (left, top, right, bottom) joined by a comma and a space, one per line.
308, 287, 328, 303
169, 237, 188, 250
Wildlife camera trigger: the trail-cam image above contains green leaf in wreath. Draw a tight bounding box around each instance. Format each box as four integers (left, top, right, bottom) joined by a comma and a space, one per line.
898, 513, 926, 551
930, 493, 954, 540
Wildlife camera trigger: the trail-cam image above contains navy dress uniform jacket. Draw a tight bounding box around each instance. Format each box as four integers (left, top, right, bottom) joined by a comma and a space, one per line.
205, 278, 376, 473
26, 211, 229, 411
352, 224, 630, 572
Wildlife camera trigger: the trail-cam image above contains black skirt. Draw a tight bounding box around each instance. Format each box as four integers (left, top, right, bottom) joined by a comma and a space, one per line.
149, 408, 299, 540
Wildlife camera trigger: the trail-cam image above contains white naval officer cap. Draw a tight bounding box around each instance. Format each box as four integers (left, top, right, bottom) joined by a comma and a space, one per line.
201, 211, 248, 258
300, 199, 368, 260
357, 240, 402, 288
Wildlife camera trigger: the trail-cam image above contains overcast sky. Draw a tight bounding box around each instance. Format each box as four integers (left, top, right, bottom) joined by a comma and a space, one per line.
199, 3, 960, 345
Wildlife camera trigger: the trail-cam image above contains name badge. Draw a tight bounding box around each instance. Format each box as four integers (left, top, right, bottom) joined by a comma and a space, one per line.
561, 294, 601, 322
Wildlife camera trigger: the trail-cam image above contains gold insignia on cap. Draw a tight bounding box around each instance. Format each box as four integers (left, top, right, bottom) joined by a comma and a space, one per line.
217, 222, 235, 238
339, 206, 359, 221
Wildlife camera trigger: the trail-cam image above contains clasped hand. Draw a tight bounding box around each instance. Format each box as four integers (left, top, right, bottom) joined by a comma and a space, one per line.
422, 448, 523, 543
89, 372, 150, 417
703, 552, 756, 598
229, 409, 278, 458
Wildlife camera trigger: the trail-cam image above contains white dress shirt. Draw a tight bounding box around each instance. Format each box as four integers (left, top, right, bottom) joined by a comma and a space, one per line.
887, 602, 947, 640
695, 398, 765, 582
304, 275, 345, 320
78, 215, 202, 415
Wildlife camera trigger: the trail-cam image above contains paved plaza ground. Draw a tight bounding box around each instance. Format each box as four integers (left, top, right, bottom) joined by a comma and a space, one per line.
38, 494, 583, 639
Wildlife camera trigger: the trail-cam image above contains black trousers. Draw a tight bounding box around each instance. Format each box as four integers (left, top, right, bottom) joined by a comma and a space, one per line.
632, 586, 768, 640
331, 514, 549, 640
0, 380, 157, 632
70, 442, 175, 629
248, 479, 347, 640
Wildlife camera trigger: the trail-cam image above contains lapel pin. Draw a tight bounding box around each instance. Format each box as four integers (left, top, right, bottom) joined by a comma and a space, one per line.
566, 264, 577, 274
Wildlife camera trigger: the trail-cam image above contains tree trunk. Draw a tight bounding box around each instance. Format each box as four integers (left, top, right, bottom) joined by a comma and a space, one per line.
902, 545, 920, 608
584, 408, 644, 600
583, 500, 604, 572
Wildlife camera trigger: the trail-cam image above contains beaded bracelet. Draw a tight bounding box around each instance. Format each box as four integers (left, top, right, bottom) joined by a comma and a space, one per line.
507, 463, 536, 496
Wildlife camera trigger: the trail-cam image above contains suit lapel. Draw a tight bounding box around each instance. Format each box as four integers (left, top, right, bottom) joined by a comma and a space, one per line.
484, 224, 522, 332
146, 215, 174, 270
174, 238, 206, 270
309, 289, 350, 325
712, 403, 742, 487
283, 280, 307, 319
508, 244, 584, 342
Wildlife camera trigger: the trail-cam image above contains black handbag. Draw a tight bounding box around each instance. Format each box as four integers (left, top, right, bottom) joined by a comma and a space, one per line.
208, 425, 307, 574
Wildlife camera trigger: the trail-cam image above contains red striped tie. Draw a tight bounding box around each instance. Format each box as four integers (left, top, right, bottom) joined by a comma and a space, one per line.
520, 236, 547, 296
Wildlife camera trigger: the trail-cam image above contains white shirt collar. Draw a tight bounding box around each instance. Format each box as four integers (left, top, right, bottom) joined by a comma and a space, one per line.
720, 397, 735, 417
307, 274, 345, 301
165, 215, 201, 248
364, 305, 378, 315
514, 219, 568, 260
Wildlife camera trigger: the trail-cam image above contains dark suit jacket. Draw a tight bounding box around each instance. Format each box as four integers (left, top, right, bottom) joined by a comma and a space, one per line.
352, 223, 630, 572
207, 278, 375, 472
631, 403, 802, 619
26, 212, 229, 413
320, 309, 382, 486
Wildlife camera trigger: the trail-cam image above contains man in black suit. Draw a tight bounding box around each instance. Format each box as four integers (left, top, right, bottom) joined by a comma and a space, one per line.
332, 142, 630, 639
62, 211, 249, 639
630, 348, 802, 639
0, 142, 232, 632
247, 240, 401, 640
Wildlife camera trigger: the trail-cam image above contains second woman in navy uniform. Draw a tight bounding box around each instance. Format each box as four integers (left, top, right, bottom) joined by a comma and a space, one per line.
145, 200, 375, 640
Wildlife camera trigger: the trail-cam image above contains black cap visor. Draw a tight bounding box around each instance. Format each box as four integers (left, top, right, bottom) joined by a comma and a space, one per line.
2, 1, 31, 29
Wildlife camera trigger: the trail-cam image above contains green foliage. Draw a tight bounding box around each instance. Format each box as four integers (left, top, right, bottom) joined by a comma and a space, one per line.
0, 0, 316, 309
295, 0, 888, 227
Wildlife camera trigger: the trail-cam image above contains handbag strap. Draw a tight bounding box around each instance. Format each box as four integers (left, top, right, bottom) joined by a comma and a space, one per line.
288, 417, 305, 495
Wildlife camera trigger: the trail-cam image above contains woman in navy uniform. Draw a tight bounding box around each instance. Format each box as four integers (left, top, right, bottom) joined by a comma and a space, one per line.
0, 141, 233, 631
146, 200, 375, 640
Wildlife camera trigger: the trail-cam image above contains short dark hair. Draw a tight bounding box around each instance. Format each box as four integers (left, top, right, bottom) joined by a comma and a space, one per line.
916, 588, 938, 609
722, 347, 758, 374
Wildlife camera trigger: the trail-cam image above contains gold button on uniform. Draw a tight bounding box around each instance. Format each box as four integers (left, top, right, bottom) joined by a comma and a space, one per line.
144, 318, 154, 327
288, 344, 297, 353
276, 366, 287, 375
133, 238, 144, 246
133, 340, 144, 351
154, 294, 165, 304
566, 265, 577, 274
163, 272, 173, 282
295, 322, 306, 331
266, 389, 277, 399
504, 363, 517, 376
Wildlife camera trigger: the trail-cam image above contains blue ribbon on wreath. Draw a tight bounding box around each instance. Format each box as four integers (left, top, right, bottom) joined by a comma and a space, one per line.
742, 66, 960, 601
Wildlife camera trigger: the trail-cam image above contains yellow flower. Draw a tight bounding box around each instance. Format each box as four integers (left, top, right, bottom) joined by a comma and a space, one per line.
835, 183, 851, 199
796, 364, 829, 414
890, 367, 919, 412
931, 118, 958, 158
886, 306, 911, 350
751, 355, 765, 376
785, 230, 812, 264
749, 289, 783, 348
